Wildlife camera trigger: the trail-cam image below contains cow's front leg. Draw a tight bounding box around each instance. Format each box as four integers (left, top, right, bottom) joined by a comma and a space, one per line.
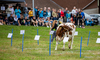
55, 41, 58, 50
63, 42, 65, 51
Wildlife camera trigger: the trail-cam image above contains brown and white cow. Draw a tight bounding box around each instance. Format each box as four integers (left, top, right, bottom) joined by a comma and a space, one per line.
55, 23, 76, 50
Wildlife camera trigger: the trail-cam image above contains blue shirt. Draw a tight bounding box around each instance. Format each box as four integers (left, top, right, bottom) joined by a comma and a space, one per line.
15, 9, 21, 18
39, 11, 43, 18
66, 13, 71, 19
81, 12, 85, 19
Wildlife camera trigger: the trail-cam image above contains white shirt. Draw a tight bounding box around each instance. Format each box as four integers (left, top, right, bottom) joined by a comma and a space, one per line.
14, 18, 18, 21
71, 9, 77, 16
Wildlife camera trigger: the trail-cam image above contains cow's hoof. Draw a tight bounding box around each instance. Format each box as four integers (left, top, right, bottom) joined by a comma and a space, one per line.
62, 48, 65, 51
69, 47, 71, 49
69, 47, 72, 49
55, 48, 57, 50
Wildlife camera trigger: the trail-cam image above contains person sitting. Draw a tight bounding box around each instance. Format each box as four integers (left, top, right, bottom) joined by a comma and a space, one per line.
24, 17, 30, 26
38, 18, 44, 26
14, 15, 19, 25
5, 17, 8, 25
18, 15, 27, 26
31, 16, 38, 27
85, 19, 92, 26
0, 13, 3, 25
2, 11, 7, 25
47, 17, 53, 28
90, 19, 95, 26
58, 16, 63, 24
44, 19, 49, 27
8, 14, 14, 25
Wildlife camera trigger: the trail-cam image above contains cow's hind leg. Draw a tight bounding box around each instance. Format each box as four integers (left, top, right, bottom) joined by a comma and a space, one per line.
68, 40, 71, 49
70, 36, 74, 49
55, 41, 58, 50
63, 42, 65, 51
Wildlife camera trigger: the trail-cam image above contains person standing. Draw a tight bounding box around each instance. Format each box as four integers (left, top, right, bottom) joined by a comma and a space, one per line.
66, 11, 71, 23
34, 6, 38, 17
71, 6, 77, 16
60, 8, 64, 18
10, 5, 15, 17
43, 9, 48, 19
23, 4, 28, 18
52, 9, 57, 20
77, 11, 82, 27
49, 20, 58, 43
39, 8, 43, 18
15, 6, 21, 18
6, 5, 12, 18
29, 8, 33, 21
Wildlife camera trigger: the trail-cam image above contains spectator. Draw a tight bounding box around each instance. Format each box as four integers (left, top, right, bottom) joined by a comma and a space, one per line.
23, 4, 28, 18
34, 6, 38, 17
48, 17, 52, 28
18, 15, 26, 26
91, 19, 95, 26
57, 9, 61, 20
38, 18, 43, 26
5, 17, 8, 25
36, 8, 39, 19
14, 15, 19, 25
66, 11, 71, 23
43, 9, 48, 19
60, 8, 64, 18
51, 8, 54, 20
47, 9, 51, 19
59, 16, 63, 24
8, 14, 14, 25
6, 5, 12, 18
2, 11, 7, 25
31, 16, 38, 27
25, 17, 30, 26
39, 8, 43, 18
10, 5, 15, 17
64, 8, 69, 16
15, 6, 21, 18
77, 11, 82, 27
44, 19, 49, 27
0, 13, 3, 25
29, 8, 33, 21
72, 6, 77, 16
81, 9, 85, 19
82, 19, 85, 28
52, 9, 57, 20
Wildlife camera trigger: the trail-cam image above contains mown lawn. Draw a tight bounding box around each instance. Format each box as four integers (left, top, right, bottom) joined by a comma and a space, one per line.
0, 25, 100, 60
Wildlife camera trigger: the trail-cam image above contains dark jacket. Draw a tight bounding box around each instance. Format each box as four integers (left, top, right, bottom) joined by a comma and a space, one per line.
8, 16, 14, 22
23, 7, 28, 14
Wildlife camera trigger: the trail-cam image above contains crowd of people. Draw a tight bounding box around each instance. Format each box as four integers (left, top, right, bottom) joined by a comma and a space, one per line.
0, 4, 95, 28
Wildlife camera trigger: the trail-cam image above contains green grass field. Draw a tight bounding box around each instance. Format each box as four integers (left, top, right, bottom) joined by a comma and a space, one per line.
0, 25, 100, 60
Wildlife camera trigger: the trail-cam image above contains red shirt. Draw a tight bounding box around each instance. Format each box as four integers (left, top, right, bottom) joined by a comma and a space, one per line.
60, 11, 64, 17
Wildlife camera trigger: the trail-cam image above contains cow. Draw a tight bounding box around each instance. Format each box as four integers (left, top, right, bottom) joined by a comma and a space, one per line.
55, 23, 76, 51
